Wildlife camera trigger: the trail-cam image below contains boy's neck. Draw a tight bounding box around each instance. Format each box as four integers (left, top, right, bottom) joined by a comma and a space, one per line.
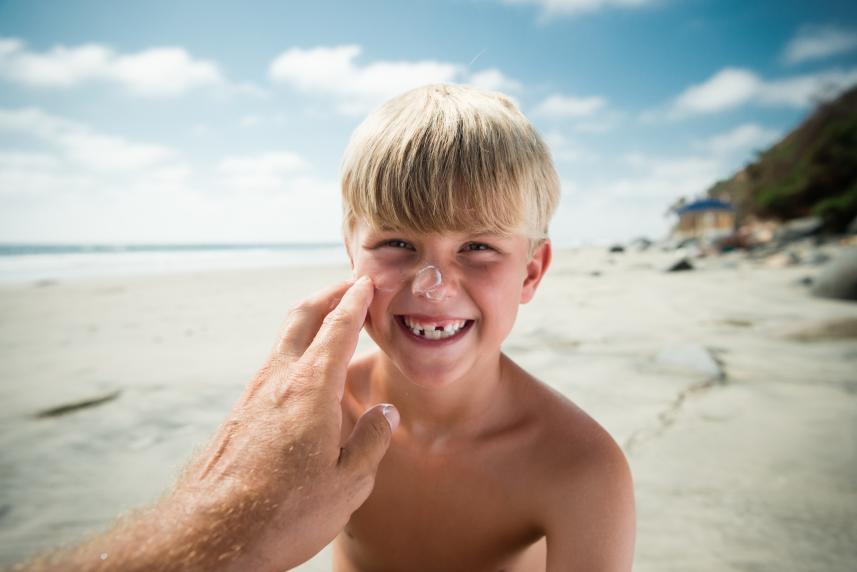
367, 350, 511, 450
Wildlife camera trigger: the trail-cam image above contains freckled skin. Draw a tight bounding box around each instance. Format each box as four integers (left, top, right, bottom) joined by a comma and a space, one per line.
331, 226, 635, 571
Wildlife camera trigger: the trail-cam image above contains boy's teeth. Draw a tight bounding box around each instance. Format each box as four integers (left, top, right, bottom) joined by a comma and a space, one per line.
402, 316, 467, 339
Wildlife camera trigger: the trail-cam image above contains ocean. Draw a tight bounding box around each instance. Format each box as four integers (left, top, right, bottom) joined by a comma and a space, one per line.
0, 243, 349, 284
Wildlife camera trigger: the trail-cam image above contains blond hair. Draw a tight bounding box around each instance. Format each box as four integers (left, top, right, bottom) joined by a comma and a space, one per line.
340, 83, 560, 246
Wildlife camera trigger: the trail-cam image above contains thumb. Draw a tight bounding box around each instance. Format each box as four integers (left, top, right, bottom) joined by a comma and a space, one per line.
338, 403, 399, 485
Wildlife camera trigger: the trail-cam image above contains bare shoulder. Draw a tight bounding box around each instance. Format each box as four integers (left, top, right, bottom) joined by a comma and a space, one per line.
504, 358, 636, 571
344, 350, 378, 400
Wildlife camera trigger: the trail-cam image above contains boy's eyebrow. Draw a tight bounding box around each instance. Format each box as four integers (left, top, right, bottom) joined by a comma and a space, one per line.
468, 231, 513, 240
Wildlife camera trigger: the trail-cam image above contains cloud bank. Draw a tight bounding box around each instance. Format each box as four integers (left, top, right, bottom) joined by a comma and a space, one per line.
670, 66, 857, 116
269, 44, 522, 114
0, 37, 224, 96
783, 25, 857, 65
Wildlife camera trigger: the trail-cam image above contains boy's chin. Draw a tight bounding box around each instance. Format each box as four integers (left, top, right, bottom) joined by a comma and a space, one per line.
396, 362, 468, 389
376, 346, 470, 389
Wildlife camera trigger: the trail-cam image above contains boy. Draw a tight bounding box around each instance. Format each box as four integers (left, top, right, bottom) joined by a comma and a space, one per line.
333, 84, 635, 571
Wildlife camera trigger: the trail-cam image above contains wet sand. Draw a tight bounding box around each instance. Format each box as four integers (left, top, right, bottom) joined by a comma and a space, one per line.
1, 246, 855, 571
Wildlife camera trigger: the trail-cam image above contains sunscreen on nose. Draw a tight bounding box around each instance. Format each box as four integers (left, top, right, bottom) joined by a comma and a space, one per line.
412, 265, 444, 299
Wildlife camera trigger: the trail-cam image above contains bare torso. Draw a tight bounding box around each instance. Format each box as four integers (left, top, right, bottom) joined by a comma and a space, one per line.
333, 352, 608, 572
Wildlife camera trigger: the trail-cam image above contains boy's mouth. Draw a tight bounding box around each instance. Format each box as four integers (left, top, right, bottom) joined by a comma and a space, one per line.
394, 315, 475, 342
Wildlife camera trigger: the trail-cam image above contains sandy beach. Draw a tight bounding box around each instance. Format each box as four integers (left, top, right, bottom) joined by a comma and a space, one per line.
1, 246, 856, 571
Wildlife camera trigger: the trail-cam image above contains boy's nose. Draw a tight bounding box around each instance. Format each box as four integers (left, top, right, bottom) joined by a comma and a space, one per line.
412, 264, 452, 300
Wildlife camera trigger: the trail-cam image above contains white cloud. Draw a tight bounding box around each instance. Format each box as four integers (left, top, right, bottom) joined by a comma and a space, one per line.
543, 131, 599, 163
533, 93, 607, 118
466, 68, 522, 92
759, 68, 857, 107
0, 37, 224, 96
0, 107, 177, 171
698, 123, 780, 156
784, 25, 857, 65
269, 45, 521, 114
217, 151, 309, 193
269, 45, 461, 114
668, 66, 857, 117
499, 0, 657, 17
0, 173, 344, 244
110, 48, 222, 96
0, 151, 92, 197
672, 68, 761, 115
0, 110, 342, 243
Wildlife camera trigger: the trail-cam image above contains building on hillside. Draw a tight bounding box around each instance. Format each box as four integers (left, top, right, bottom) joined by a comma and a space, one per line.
671, 198, 735, 240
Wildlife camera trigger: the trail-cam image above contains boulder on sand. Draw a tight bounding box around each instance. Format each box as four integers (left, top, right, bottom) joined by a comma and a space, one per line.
775, 216, 823, 244
811, 248, 857, 301
655, 343, 725, 381
663, 257, 694, 272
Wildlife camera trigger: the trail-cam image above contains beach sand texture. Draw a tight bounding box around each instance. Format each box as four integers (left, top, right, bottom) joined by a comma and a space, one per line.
1, 247, 856, 571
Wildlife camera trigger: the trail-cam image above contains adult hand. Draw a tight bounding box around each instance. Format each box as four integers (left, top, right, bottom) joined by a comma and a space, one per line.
178, 275, 399, 570
17, 276, 398, 572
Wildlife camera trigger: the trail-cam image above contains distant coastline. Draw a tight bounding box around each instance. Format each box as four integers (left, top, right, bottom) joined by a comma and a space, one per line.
0, 242, 349, 284
0, 242, 342, 256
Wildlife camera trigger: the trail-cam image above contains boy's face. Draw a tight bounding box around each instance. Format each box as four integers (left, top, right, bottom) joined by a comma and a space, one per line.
346, 220, 551, 388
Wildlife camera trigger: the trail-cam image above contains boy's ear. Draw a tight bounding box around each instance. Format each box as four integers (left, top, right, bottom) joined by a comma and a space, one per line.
345, 239, 355, 269
343, 229, 356, 270
520, 240, 552, 305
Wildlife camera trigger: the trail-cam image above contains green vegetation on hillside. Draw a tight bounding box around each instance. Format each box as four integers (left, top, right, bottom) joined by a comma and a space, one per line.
708, 85, 857, 232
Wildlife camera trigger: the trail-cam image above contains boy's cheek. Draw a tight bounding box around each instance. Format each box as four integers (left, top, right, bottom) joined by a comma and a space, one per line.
364, 303, 387, 338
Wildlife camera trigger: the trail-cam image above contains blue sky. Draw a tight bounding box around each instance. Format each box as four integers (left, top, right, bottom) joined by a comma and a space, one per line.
1, 0, 856, 245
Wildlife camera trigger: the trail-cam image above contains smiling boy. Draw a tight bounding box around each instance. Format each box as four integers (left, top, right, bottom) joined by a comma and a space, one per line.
332, 84, 635, 571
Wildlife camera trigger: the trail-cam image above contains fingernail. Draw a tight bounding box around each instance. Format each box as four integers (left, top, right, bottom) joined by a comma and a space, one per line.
381, 403, 399, 431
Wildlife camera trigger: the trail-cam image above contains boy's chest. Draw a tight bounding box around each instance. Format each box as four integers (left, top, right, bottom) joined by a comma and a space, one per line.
336, 444, 545, 572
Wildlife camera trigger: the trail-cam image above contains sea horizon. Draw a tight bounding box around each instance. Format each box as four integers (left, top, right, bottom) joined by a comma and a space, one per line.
0, 242, 350, 284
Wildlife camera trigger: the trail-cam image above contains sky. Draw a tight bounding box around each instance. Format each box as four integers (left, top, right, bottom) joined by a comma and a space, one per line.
1, 0, 856, 246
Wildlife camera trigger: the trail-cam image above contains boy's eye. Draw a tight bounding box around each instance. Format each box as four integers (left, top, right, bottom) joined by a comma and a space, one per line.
383, 239, 414, 250
462, 242, 494, 252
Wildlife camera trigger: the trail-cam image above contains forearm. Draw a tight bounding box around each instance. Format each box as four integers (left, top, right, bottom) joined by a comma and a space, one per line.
13, 491, 274, 572
11, 278, 388, 572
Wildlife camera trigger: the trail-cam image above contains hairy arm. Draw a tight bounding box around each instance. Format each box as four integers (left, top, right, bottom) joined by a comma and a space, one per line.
11, 277, 398, 572
13, 491, 273, 571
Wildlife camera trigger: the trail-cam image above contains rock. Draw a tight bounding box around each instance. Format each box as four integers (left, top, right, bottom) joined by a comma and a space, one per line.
608, 244, 625, 253
775, 216, 823, 244
806, 250, 832, 266
847, 215, 857, 235
655, 343, 725, 381
629, 237, 653, 251
34, 390, 122, 418
784, 317, 857, 342
675, 237, 699, 250
795, 275, 814, 287
664, 257, 694, 272
811, 248, 857, 301
764, 251, 801, 268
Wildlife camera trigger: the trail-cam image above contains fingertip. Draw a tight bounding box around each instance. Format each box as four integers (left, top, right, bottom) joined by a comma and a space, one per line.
353, 275, 375, 307
381, 403, 399, 431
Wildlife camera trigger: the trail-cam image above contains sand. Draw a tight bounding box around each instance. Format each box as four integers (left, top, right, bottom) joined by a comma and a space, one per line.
1, 246, 856, 571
